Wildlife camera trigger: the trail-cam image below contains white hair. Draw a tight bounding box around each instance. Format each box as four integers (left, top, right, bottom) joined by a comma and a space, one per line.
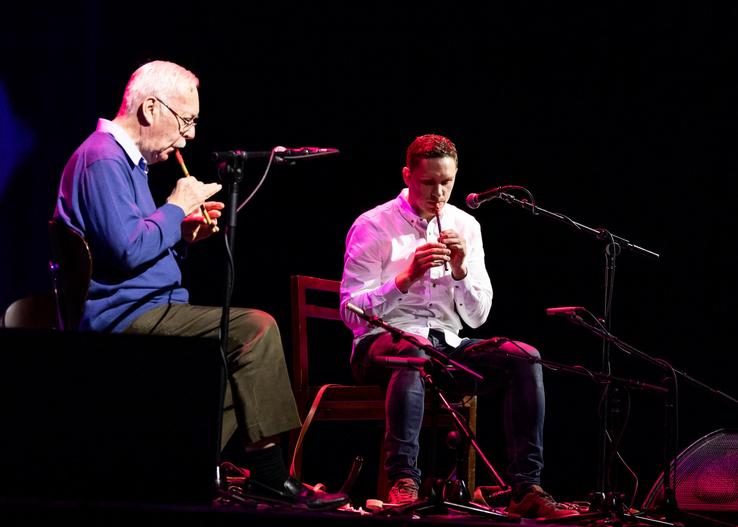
117, 60, 199, 116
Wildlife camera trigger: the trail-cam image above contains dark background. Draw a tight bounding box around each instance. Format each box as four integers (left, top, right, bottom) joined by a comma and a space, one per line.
2, 1, 737, 507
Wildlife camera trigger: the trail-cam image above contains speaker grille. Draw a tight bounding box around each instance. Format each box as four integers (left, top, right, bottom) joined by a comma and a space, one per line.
644, 429, 738, 512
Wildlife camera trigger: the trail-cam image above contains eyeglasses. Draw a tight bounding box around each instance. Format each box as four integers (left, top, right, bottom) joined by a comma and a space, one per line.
155, 97, 199, 135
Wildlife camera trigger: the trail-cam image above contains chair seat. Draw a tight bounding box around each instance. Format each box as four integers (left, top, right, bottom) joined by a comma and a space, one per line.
305, 385, 475, 424
1, 292, 57, 329
306, 385, 386, 420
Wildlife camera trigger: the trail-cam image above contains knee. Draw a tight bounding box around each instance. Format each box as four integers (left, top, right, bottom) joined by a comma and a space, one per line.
250, 309, 279, 332
499, 340, 543, 380
500, 340, 541, 360
229, 308, 283, 360
233, 308, 280, 338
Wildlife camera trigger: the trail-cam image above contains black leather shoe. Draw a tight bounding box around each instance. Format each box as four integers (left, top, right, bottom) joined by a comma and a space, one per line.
248, 477, 349, 510
282, 477, 349, 509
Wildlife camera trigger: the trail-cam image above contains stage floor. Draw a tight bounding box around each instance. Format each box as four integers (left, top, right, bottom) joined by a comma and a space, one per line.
1, 496, 706, 527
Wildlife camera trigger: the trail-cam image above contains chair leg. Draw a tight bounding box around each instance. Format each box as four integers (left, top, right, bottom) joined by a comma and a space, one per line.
465, 397, 477, 491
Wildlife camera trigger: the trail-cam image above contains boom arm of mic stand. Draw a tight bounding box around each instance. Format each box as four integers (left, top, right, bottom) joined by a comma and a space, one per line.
464, 340, 667, 394
346, 303, 483, 381
559, 313, 738, 406
556, 310, 738, 520
493, 192, 660, 260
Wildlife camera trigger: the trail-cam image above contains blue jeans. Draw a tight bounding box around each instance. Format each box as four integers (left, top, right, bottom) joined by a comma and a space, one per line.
352, 329, 544, 495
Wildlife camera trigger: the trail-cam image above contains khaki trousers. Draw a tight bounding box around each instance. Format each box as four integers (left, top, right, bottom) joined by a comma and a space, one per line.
125, 303, 301, 449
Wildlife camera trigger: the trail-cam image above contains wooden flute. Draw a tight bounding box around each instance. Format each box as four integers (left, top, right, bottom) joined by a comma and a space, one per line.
174, 149, 218, 233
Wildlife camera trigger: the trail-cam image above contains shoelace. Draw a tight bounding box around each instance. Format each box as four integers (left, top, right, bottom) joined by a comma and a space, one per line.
390, 481, 418, 501
531, 490, 577, 510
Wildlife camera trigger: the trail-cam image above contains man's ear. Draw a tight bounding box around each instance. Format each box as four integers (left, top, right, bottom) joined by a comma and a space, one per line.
402, 166, 411, 185
138, 96, 157, 126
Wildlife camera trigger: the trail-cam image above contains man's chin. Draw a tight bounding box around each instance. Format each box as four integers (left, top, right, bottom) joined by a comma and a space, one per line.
153, 148, 174, 163
427, 202, 445, 214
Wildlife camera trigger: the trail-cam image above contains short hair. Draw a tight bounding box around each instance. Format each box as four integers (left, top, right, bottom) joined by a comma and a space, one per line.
405, 134, 458, 171
117, 60, 199, 116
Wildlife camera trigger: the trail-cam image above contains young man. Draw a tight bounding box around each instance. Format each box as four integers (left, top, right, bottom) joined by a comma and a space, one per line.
54, 60, 346, 508
340, 134, 577, 519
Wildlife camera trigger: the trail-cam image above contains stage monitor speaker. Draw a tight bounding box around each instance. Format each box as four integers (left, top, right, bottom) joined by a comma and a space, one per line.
0, 327, 224, 506
643, 428, 738, 513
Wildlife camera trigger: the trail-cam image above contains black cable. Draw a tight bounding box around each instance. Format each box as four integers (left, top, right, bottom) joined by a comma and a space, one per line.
218, 226, 235, 373
655, 357, 680, 509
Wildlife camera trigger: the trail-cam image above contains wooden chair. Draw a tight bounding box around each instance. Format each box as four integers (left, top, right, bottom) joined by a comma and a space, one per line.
48, 219, 92, 331
288, 274, 477, 498
1, 220, 90, 332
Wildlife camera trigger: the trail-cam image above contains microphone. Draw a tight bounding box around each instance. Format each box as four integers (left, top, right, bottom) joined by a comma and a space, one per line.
346, 302, 365, 317
211, 150, 271, 161
466, 186, 508, 209
545, 306, 586, 316
211, 146, 339, 162
275, 146, 340, 157
372, 356, 430, 368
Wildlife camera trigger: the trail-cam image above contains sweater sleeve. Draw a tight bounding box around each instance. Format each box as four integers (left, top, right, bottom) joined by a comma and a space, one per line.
79, 158, 185, 272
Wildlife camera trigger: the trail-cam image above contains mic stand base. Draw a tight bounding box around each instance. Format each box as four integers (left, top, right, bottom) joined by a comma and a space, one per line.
553, 491, 683, 527
381, 492, 517, 522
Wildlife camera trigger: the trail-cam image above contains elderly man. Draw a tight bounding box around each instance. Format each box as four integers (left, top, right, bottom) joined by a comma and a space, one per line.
54, 60, 346, 508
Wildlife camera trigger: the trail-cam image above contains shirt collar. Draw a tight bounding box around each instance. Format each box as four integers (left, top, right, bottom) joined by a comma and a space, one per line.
96, 118, 147, 172
396, 189, 421, 225
396, 188, 447, 226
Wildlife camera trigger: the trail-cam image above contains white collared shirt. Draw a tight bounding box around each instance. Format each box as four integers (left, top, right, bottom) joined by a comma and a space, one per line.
96, 118, 147, 172
340, 189, 493, 355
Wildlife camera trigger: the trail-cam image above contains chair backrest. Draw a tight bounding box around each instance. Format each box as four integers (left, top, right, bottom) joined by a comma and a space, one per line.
289, 274, 386, 483
1, 292, 57, 329
290, 275, 346, 409
48, 219, 92, 331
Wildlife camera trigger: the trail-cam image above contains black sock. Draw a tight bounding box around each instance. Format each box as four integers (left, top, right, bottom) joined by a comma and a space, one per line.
243, 444, 289, 491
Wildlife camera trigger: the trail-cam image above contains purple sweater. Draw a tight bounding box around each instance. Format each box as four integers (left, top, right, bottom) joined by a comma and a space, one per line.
54, 127, 188, 332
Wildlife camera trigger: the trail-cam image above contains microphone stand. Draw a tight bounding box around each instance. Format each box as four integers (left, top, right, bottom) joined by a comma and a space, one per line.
483, 190, 659, 513
489, 192, 660, 260
211, 149, 286, 467
553, 310, 738, 525
345, 304, 515, 521
347, 303, 672, 523
210, 148, 338, 495
217, 157, 244, 366
463, 337, 676, 527
212, 156, 247, 487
